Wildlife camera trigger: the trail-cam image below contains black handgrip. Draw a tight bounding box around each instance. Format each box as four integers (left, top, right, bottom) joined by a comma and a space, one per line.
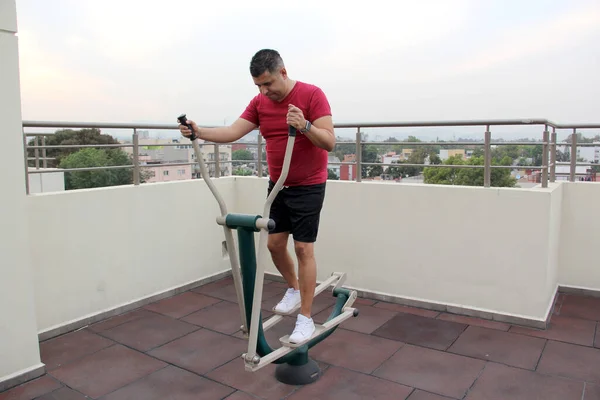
288, 125, 297, 137
177, 113, 197, 141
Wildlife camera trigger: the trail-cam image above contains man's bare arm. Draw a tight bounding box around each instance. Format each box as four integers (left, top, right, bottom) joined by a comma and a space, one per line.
179, 118, 257, 143
303, 115, 336, 152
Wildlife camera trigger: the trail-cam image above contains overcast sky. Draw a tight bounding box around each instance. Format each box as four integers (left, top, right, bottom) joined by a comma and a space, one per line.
13, 0, 600, 140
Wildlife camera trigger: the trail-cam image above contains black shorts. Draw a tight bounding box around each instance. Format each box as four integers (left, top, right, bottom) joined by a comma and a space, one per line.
267, 180, 326, 243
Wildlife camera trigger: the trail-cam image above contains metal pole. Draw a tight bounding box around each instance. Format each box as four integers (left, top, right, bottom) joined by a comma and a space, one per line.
34, 136, 39, 169
215, 144, 221, 177
484, 125, 491, 187
541, 125, 549, 188
42, 136, 47, 168
22, 131, 30, 195
570, 128, 577, 181
355, 128, 362, 182
133, 129, 140, 185
257, 134, 263, 177
550, 127, 556, 182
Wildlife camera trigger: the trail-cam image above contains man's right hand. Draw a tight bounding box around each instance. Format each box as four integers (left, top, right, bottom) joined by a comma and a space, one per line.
179, 119, 198, 139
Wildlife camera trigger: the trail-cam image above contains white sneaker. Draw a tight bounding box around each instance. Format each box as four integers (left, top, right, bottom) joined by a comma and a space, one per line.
274, 288, 301, 314
289, 314, 315, 344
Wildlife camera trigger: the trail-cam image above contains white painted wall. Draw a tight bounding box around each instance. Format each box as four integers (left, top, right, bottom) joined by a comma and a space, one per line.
28, 169, 65, 193
0, 0, 43, 386
559, 182, 600, 290
234, 177, 561, 322
28, 178, 235, 333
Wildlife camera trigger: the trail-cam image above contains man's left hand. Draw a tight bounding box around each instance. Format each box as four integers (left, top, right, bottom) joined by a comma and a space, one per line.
286, 104, 306, 131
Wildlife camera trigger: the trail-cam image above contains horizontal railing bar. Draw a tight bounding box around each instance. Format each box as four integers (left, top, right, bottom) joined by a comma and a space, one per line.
361, 162, 484, 169
347, 141, 549, 146
28, 165, 134, 173
23, 119, 600, 131
556, 143, 600, 147
555, 162, 599, 167
360, 162, 546, 170
27, 144, 134, 149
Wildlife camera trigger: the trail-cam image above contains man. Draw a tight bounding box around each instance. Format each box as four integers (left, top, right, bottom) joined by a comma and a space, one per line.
179, 49, 335, 344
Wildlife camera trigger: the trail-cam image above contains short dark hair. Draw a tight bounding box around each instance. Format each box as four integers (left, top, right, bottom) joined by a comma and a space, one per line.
249, 49, 284, 77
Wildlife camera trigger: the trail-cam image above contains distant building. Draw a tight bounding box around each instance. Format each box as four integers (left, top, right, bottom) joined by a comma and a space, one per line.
340, 154, 357, 181
328, 155, 341, 178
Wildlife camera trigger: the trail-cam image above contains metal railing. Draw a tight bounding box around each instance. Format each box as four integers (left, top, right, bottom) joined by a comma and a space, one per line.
22, 118, 600, 194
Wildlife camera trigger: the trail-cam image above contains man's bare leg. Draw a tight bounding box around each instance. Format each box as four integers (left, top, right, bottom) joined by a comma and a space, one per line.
267, 232, 298, 290
294, 241, 316, 318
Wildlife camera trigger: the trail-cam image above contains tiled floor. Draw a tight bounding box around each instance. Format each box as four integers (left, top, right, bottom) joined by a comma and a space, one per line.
3, 277, 600, 399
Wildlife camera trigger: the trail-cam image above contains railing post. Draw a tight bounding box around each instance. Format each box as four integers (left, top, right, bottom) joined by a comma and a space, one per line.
133, 129, 140, 185
355, 127, 362, 182
42, 136, 47, 168
541, 125, 549, 188
34, 136, 40, 169
214, 144, 221, 177
484, 125, 491, 187
22, 131, 30, 195
257, 133, 263, 177
550, 127, 556, 182
570, 128, 577, 181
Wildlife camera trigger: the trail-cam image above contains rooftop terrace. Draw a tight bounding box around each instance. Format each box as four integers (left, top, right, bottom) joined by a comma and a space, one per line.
4, 2, 600, 399
3, 275, 600, 399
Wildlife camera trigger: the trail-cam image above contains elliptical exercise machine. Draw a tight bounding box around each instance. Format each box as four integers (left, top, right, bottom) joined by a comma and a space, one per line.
178, 114, 359, 385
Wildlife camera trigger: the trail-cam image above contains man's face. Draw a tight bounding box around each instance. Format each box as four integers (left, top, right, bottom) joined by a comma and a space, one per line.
252, 68, 288, 102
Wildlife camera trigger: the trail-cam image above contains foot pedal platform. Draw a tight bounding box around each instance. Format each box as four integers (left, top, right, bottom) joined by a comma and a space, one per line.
279, 324, 327, 348
278, 306, 357, 348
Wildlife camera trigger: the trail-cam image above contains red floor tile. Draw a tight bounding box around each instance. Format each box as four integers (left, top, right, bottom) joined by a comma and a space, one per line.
148, 328, 247, 375
191, 277, 234, 296
309, 328, 403, 374
372, 313, 467, 350
584, 383, 600, 399
559, 294, 600, 321
287, 366, 414, 400
101, 365, 234, 400
354, 297, 377, 306
447, 326, 546, 370
464, 362, 584, 400
509, 314, 596, 346
195, 282, 244, 303
182, 300, 272, 335
374, 302, 440, 318
537, 340, 600, 384
223, 391, 261, 400
40, 329, 114, 371
143, 291, 222, 319
205, 358, 298, 400
407, 390, 455, 400
36, 387, 88, 399
373, 344, 485, 399
87, 309, 157, 333
437, 313, 510, 331
0, 376, 62, 400
49, 344, 167, 398
314, 304, 397, 334
99, 312, 199, 352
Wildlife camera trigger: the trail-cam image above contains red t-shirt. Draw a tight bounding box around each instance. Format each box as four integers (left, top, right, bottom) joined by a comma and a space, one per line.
240, 81, 332, 186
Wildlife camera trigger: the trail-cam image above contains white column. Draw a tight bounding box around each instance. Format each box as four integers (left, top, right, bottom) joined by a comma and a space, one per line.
0, 0, 44, 391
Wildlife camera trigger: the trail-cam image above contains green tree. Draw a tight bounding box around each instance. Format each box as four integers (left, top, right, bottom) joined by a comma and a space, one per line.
232, 149, 254, 160
28, 128, 121, 168
327, 168, 339, 180
423, 155, 517, 187
59, 148, 136, 190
